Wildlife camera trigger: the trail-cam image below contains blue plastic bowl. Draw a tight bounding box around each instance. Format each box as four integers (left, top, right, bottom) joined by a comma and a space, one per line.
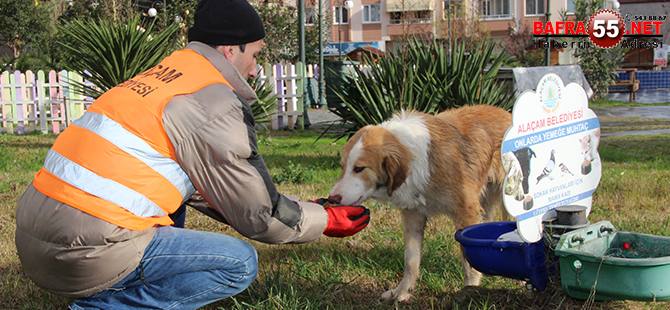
454, 221, 548, 290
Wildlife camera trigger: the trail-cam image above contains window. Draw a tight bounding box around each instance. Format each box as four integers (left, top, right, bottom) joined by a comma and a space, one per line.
496, 0, 510, 15
363, 4, 381, 23
334, 6, 349, 24
566, 0, 575, 14
482, 0, 491, 16
443, 0, 463, 15
389, 11, 432, 24
481, 0, 511, 19
526, 0, 545, 15
305, 7, 317, 25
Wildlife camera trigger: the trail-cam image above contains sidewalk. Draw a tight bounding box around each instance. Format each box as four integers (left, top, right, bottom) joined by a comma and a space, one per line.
607, 89, 670, 104
591, 105, 670, 119
309, 104, 670, 124
305, 109, 342, 126
591, 105, 670, 137
305, 100, 670, 138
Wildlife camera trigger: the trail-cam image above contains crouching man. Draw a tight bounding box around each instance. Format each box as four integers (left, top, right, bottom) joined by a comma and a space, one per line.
14, 0, 369, 308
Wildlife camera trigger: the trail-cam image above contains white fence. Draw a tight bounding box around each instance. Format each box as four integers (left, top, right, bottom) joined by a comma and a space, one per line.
0, 70, 92, 134
0, 62, 317, 134
260, 62, 319, 130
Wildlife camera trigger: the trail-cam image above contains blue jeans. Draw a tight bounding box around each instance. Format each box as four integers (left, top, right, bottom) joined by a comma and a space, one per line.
69, 224, 258, 310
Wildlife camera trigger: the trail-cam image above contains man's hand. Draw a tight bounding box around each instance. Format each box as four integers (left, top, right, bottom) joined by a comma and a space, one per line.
312, 198, 329, 205
312, 198, 370, 238
323, 205, 370, 237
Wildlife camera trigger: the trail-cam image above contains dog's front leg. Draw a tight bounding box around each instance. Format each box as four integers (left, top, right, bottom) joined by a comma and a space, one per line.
461, 246, 483, 286
382, 209, 427, 302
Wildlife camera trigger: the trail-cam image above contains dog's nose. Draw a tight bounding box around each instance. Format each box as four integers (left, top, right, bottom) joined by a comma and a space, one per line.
328, 194, 342, 205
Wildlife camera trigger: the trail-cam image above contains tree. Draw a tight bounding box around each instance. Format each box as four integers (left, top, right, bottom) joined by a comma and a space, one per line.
164, 0, 198, 46
58, 0, 110, 22
138, 0, 325, 60
0, 0, 53, 57
498, 21, 547, 67
251, 0, 329, 65
435, 0, 489, 49
563, 0, 626, 98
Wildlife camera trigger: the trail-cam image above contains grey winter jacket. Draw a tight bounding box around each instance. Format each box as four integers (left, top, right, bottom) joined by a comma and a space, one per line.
14, 42, 328, 298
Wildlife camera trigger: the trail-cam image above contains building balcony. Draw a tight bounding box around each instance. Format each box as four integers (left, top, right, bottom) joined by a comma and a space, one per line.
484, 17, 515, 33
389, 18, 432, 24
481, 13, 514, 21
387, 21, 434, 36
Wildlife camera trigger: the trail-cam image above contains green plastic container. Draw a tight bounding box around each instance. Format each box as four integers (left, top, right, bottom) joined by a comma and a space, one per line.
555, 221, 670, 301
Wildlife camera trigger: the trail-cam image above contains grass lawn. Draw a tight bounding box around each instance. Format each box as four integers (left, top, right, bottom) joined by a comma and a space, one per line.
1, 108, 670, 309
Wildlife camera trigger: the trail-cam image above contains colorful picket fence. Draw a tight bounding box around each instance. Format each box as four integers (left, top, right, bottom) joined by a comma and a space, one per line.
0, 70, 93, 134
260, 62, 318, 130
0, 63, 316, 134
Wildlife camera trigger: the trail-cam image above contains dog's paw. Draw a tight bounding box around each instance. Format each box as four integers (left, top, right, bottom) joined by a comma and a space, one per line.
381, 289, 412, 302
395, 291, 412, 302
381, 289, 395, 301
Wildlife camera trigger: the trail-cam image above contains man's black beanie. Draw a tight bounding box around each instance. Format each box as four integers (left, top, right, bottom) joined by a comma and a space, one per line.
188, 0, 266, 45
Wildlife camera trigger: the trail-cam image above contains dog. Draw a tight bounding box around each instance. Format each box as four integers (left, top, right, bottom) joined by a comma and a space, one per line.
502, 152, 524, 201
512, 147, 536, 195
328, 105, 513, 302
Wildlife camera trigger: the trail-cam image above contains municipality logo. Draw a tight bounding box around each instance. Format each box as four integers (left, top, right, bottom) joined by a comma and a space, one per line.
538, 74, 563, 113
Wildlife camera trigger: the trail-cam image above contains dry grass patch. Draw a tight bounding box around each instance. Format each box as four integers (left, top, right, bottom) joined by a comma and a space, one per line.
1, 124, 670, 309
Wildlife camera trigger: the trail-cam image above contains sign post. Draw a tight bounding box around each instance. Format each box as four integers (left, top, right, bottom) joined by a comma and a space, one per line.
654, 46, 669, 68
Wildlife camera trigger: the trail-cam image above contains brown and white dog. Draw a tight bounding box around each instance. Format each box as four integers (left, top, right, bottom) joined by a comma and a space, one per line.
328, 105, 512, 302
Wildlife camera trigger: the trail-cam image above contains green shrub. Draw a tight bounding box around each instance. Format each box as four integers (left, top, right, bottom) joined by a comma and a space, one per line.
0, 55, 16, 73
0, 53, 53, 73
271, 161, 314, 185
327, 38, 514, 136
58, 15, 181, 98
58, 15, 278, 123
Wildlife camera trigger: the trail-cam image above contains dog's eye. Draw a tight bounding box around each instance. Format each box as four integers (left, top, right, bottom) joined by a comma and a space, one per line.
353, 166, 365, 173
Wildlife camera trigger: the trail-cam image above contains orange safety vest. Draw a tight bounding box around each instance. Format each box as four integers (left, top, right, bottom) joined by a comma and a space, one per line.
33, 49, 233, 231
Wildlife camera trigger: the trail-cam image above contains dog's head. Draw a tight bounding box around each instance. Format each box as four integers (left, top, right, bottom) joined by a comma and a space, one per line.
328, 125, 413, 206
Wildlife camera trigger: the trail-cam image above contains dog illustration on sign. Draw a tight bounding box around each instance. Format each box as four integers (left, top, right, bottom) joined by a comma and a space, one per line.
502, 152, 524, 201
513, 147, 536, 195
503, 146, 538, 211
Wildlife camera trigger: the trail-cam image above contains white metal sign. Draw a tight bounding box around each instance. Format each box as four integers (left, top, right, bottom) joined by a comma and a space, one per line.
654, 46, 669, 67
501, 73, 602, 243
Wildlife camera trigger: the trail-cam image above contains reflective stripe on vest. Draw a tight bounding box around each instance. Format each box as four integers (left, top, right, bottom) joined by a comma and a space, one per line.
43, 149, 168, 218
71, 112, 194, 199
33, 49, 233, 231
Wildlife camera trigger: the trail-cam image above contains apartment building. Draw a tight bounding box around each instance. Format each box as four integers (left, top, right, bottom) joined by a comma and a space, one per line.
302, 0, 669, 67
304, 0, 569, 58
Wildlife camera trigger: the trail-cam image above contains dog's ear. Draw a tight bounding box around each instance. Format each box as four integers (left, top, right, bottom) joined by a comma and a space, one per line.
383, 147, 411, 197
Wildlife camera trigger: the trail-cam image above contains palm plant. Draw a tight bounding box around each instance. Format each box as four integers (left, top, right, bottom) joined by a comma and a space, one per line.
58, 14, 278, 125
58, 15, 181, 98
328, 38, 514, 136
249, 76, 279, 126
